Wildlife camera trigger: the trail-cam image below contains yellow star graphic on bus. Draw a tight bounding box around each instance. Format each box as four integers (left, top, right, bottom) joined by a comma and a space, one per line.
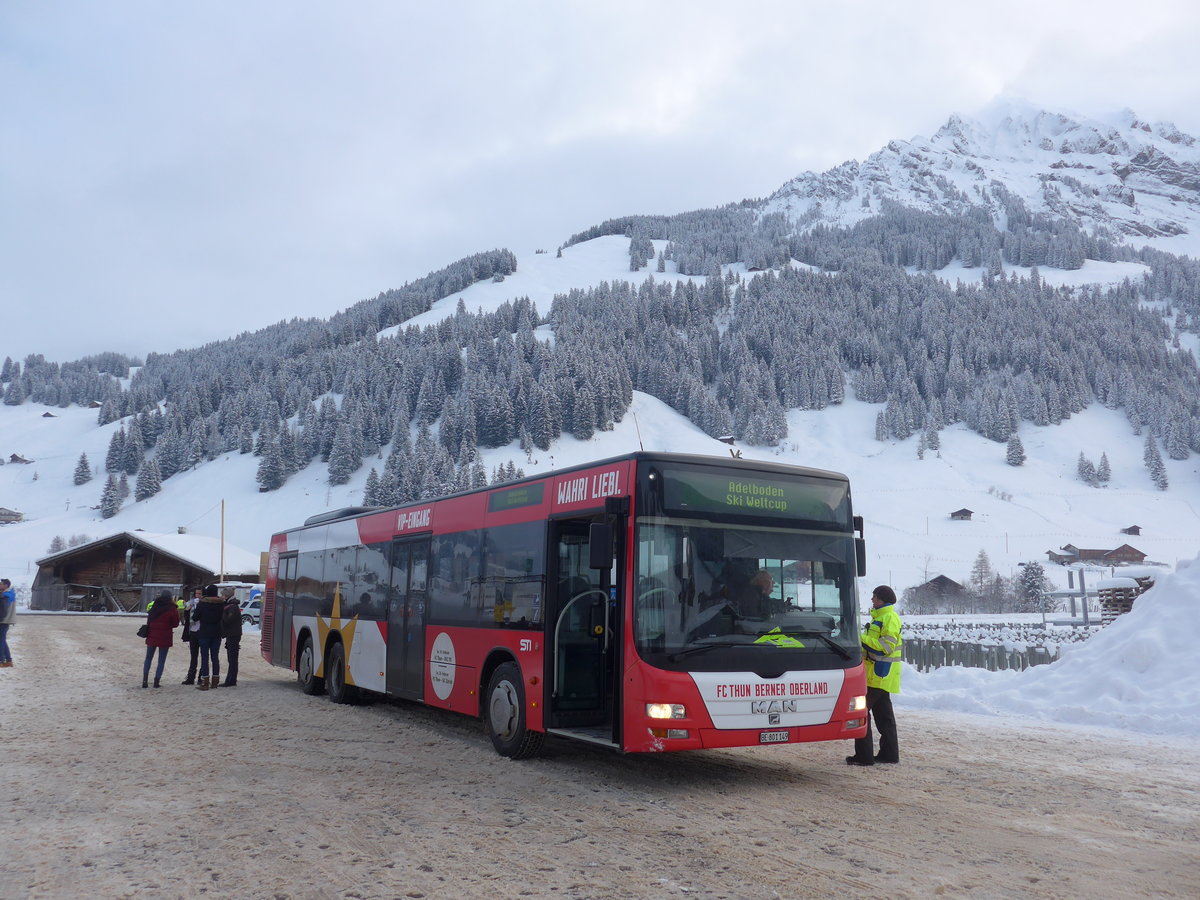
315, 582, 359, 684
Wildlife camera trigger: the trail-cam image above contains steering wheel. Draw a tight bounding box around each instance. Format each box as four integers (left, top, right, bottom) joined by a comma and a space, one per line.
637, 587, 674, 604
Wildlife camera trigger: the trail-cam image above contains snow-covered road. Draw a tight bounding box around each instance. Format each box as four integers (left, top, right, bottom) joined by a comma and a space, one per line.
2, 615, 1197, 899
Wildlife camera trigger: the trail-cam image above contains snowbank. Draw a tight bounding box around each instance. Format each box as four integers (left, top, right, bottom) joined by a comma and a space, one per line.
899, 556, 1200, 738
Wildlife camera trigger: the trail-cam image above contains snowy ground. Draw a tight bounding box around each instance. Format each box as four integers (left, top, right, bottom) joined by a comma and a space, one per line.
2, 615, 1197, 900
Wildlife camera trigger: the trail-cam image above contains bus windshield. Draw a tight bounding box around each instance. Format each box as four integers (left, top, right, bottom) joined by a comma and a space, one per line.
633, 517, 860, 674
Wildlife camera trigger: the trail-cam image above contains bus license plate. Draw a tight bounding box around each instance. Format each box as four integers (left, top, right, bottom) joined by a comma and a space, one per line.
760, 730, 789, 744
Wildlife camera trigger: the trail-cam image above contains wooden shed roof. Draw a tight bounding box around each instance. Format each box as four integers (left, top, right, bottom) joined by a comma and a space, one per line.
36, 530, 260, 578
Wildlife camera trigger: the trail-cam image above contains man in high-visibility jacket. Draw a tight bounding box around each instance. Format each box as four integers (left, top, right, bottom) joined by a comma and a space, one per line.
847, 584, 902, 766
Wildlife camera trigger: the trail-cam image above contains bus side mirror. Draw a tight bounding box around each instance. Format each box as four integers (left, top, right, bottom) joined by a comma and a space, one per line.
588, 523, 613, 570
856, 538, 867, 577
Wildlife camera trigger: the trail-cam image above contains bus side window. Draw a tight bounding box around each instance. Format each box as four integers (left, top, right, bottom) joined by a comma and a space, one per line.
430, 531, 482, 626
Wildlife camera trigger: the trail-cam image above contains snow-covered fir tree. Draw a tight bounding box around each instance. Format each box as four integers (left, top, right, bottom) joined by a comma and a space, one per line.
73, 453, 92, 486
1006, 434, 1025, 467
99, 474, 121, 519
105, 427, 125, 474
1144, 435, 1169, 491
1076, 452, 1098, 486
1015, 561, 1051, 614
134, 458, 162, 501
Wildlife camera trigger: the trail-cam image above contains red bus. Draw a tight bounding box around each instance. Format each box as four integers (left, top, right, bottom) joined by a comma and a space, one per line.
262, 452, 869, 757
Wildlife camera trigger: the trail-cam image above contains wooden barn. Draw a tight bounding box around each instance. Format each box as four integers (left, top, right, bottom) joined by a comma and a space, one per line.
1045, 543, 1148, 566
31, 530, 262, 612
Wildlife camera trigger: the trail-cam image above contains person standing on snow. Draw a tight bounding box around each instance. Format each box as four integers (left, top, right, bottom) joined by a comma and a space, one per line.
847, 584, 902, 766
193, 584, 225, 690
219, 586, 243, 687
0, 578, 16, 668
180, 588, 202, 684
141, 590, 180, 688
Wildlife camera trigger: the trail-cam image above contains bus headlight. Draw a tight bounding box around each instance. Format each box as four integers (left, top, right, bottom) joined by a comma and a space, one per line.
646, 703, 687, 719
849, 695, 867, 712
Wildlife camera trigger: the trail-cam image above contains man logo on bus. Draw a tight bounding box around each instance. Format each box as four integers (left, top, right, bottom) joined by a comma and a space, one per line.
751, 699, 799, 714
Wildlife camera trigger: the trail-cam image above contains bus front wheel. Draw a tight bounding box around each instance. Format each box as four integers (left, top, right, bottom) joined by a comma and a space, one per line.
484, 662, 545, 759
297, 636, 325, 696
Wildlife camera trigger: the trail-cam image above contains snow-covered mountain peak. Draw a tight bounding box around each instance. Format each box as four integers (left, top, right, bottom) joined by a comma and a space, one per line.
764, 104, 1200, 249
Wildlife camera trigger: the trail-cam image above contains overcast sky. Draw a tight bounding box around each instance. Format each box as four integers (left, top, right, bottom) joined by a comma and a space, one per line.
4, 1, 1199, 363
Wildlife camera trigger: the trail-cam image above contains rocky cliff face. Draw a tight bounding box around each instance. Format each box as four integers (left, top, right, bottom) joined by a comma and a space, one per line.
762, 103, 1200, 244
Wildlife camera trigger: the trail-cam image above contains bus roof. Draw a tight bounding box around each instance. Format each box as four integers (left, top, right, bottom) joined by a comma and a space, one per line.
283, 451, 851, 534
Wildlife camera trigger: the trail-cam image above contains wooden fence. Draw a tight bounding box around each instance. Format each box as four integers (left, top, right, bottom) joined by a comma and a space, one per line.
903, 639, 1059, 673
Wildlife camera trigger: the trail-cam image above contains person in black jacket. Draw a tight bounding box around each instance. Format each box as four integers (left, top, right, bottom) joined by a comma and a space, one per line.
193, 584, 225, 690
219, 587, 243, 687
180, 588, 202, 684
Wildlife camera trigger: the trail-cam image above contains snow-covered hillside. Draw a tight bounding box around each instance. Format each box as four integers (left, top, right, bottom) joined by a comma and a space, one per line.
2, 235, 1196, 597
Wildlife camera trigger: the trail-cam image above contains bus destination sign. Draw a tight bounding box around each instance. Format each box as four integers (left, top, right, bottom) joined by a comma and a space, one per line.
487, 482, 545, 513
661, 467, 847, 525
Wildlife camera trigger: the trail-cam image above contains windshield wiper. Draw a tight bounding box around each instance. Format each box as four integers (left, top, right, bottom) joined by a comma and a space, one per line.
666, 641, 743, 661
783, 630, 854, 659
666, 632, 853, 662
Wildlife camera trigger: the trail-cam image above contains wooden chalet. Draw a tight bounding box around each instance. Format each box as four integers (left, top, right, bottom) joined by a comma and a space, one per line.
913, 575, 965, 599
0, 507, 24, 525
1045, 543, 1148, 566
31, 530, 262, 612
1120, 525, 1142, 536
950, 508, 974, 521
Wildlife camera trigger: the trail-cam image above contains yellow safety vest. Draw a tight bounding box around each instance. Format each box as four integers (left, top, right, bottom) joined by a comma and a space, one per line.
862, 603, 902, 693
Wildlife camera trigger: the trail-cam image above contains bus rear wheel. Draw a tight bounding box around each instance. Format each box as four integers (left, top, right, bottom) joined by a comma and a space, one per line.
326, 641, 359, 704
297, 636, 325, 695
484, 662, 544, 759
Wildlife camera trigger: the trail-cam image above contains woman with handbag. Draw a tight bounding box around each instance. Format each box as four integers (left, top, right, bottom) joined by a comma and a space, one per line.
142, 590, 180, 688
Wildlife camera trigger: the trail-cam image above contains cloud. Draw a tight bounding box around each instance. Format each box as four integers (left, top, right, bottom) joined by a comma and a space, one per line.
3, 1, 1199, 361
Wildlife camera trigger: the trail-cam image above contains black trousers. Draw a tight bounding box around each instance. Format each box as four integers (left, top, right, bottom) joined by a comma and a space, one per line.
184, 637, 200, 682
224, 638, 240, 685
852, 686, 899, 763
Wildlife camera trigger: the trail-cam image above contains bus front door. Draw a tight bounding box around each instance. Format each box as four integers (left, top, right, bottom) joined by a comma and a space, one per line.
547, 521, 619, 746
386, 539, 429, 700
